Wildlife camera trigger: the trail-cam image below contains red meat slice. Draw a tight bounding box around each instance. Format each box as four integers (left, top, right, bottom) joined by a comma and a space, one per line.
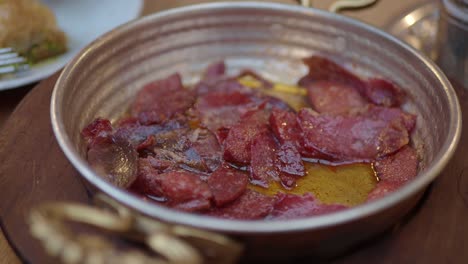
298, 56, 364, 91
250, 131, 305, 189
153, 146, 208, 174
81, 118, 113, 145
136, 135, 156, 151
131, 127, 208, 173
86, 135, 138, 188
131, 127, 220, 174
237, 69, 273, 88
276, 142, 305, 188
195, 61, 248, 96
195, 89, 256, 137
366, 181, 402, 202
367, 146, 418, 202
195, 79, 290, 143
131, 73, 195, 125
367, 106, 416, 132
364, 78, 404, 107
298, 107, 411, 161
277, 174, 297, 190
215, 127, 230, 144
149, 127, 190, 150
208, 166, 249, 207
160, 171, 213, 212
306, 81, 368, 113
180, 147, 209, 173
250, 132, 279, 188
208, 190, 275, 220
203, 61, 225, 81
223, 109, 270, 165
269, 109, 329, 159
130, 157, 170, 196
195, 76, 248, 95
299, 56, 405, 108
115, 124, 167, 148
115, 118, 187, 148
258, 96, 292, 112
142, 155, 174, 173
116, 116, 139, 126
269, 193, 347, 220
374, 146, 418, 183
190, 129, 223, 172
269, 109, 303, 147
197, 89, 253, 109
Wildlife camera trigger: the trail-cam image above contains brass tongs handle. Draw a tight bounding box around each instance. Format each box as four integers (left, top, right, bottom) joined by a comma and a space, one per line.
299, 0, 378, 13
29, 194, 242, 264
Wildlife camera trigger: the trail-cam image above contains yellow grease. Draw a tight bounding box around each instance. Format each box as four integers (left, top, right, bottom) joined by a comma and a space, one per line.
250, 162, 377, 206
237, 75, 263, 89
238, 76, 308, 111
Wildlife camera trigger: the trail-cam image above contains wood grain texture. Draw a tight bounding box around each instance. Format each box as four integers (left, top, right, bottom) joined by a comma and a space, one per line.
0, 73, 91, 263
0, 81, 34, 264
0, 85, 33, 127
0, 232, 20, 264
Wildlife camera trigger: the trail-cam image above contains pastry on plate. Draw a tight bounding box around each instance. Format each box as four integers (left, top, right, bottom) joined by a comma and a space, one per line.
0, 0, 67, 63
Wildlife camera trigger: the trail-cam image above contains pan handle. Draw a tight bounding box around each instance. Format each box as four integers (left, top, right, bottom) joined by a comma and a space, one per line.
29, 194, 243, 264
299, 0, 377, 13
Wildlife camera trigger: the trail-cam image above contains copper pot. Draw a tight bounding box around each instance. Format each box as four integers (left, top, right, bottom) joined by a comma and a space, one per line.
50, 2, 461, 260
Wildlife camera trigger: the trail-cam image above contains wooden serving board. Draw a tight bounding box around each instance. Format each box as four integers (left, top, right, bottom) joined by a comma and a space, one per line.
0, 73, 467, 263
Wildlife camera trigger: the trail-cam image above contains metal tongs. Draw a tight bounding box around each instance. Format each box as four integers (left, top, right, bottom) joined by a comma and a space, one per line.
299, 0, 377, 12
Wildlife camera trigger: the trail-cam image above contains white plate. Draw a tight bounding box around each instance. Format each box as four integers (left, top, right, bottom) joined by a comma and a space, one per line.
0, 0, 143, 91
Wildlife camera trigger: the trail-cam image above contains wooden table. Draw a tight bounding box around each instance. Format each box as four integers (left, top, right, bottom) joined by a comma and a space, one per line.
0, 0, 430, 263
